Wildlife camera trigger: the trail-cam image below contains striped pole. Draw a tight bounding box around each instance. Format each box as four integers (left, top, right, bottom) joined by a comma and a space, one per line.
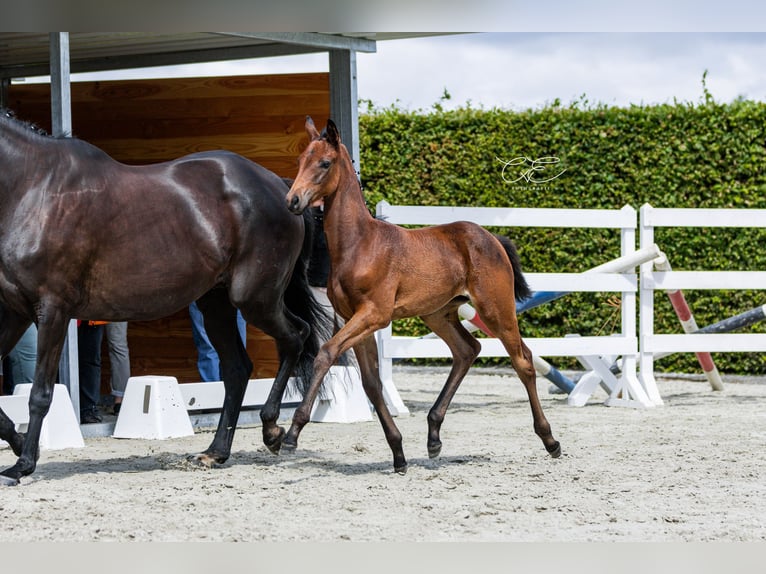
457, 303, 496, 336
654, 254, 724, 391
654, 303, 766, 360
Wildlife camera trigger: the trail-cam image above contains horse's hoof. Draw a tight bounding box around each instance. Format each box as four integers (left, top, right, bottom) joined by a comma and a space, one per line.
264, 427, 285, 455
188, 453, 218, 468
280, 439, 297, 454
427, 442, 442, 459
547, 442, 562, 459
393, 463, 408, 475
0, 474, 20, 487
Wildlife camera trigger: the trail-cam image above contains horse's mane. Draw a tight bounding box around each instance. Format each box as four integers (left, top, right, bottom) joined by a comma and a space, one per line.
0, 108, 64, 139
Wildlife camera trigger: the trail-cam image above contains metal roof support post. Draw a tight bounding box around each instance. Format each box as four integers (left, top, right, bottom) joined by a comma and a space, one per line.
0, 78, 9, 108
50, 32, 80, 421
329, 49, 360, 173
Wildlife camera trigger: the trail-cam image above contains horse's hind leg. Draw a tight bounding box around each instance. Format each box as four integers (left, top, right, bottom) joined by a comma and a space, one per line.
0, 308, 32, 458
420, 308, 482, 458
191, 289, 253, 467
472, 283, 561, 458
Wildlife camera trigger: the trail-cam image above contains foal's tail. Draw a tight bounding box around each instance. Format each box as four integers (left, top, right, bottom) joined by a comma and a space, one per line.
494, 234, 532, 302
283, 209, 334, 394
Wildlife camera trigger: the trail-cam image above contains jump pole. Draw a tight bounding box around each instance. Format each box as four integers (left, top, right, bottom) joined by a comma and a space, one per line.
654, 253, 724, 391
654, 303, 766, 360
516, 244, 662, 314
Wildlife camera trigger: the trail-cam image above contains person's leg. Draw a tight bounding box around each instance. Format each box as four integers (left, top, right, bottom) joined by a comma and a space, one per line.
77, 322, 104, 423
236, 310, 247, 346
1, 357, 12, 396
189, 301, 220, 381
7, 323, 37, 387
105, 322, 130, 414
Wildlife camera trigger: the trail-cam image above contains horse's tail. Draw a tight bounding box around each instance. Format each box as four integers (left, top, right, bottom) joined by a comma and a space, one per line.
283, 209, 334, 395
494, 234, 532, 302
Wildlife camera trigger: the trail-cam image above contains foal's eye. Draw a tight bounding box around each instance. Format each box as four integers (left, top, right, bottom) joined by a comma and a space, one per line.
319, 159, 331, 169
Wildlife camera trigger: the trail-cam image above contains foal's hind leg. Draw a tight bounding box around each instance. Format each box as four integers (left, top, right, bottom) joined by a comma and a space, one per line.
420, 308, 482, 459
473, 290, 561, 458
191, 289, 253, 467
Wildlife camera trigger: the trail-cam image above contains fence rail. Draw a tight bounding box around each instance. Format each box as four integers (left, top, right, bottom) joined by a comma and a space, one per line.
639, 203, 766, 404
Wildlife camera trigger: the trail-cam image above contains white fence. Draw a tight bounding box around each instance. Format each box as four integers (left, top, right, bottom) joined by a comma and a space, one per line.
638, 204, 766, 404
374, 201, 651, 406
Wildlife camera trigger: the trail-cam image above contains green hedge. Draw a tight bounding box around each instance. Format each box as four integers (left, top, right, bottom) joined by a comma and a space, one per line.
358, 95, 766, 374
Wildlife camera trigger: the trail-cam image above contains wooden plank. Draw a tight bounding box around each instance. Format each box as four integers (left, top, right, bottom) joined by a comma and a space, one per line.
9, 74, 330, 103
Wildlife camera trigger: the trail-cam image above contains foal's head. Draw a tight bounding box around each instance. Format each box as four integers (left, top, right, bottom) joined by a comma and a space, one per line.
286, 116, 344, 215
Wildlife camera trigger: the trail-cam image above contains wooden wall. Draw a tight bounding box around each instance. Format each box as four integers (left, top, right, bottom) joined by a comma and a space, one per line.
8, 73, 330, 385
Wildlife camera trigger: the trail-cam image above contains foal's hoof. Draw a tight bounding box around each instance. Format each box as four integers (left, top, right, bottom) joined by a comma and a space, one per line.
427, 441, 442, 459
264, 427, 285, 455
0, 474, 20, 487
546, 441, 562, 459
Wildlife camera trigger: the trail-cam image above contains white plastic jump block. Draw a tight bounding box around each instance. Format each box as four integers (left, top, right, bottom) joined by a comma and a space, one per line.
178, 366, 372, 423
112, 376, 194, 440
2, 383, 85, 450
311, 365, 373, 423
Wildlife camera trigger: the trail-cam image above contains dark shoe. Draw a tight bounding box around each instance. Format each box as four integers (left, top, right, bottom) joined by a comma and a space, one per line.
80, 410, 103, 424
112, 402, 122, 416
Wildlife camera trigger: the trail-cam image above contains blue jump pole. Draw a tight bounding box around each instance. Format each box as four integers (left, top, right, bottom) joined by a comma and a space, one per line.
516, 291, 568, 314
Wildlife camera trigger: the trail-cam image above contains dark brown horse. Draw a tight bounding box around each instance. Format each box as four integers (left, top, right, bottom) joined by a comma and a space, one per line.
0, 110, 328, 486
282, 117, 561, 473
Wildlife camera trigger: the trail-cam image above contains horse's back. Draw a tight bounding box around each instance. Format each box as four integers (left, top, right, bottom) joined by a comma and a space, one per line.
2, 144, 301, 322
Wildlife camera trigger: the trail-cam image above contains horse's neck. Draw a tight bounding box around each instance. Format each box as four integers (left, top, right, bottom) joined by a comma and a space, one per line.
323, 158, 373, 251
0, 121, 45, 178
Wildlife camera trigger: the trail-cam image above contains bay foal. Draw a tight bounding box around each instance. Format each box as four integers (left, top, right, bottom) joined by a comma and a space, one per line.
284, 117, 561, 473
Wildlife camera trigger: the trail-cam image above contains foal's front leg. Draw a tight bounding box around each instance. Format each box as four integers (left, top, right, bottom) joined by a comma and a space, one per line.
281, 309, 388, 453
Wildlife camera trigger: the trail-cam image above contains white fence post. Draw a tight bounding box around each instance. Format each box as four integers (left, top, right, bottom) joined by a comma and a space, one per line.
639, 203, 766, 396
639, 204, 664, 405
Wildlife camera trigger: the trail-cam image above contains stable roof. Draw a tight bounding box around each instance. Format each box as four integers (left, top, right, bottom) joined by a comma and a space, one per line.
0, 32, 443, 79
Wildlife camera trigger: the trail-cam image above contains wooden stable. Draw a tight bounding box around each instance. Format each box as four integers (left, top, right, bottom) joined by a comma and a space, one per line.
8, 72, 330, 384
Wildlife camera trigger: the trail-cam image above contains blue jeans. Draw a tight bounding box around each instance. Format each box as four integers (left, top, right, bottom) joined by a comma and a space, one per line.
189, 302, 246, 382
7, 323, 37, 387
104, 322, 130, 397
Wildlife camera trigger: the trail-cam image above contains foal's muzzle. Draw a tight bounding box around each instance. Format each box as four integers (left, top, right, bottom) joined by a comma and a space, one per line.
287, 194, 304, 215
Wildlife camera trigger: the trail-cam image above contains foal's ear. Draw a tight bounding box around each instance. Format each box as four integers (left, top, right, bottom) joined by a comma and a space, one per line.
325, 119, 341, 148
305, 116, 321, 140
